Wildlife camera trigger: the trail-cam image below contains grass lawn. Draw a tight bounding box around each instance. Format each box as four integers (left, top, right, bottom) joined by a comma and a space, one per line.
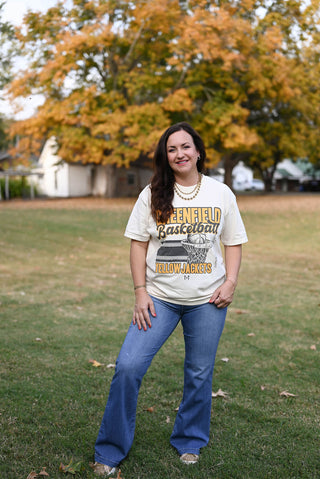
0, 195, 319, 479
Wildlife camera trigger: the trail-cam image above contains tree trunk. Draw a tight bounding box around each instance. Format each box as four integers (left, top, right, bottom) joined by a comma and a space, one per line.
223, 153, 242, 190
223, 154, 233, 189
261, 159, 278, 192
105, 164, 117, 198
264, 175, 273, 192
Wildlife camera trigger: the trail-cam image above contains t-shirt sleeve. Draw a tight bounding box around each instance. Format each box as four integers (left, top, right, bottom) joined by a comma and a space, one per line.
220, 188, 248, 246
124, 187, 151, 242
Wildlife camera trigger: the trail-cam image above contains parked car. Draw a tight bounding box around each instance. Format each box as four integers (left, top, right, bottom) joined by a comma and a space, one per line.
248, 179, 265, 191
300, 178, 320, 192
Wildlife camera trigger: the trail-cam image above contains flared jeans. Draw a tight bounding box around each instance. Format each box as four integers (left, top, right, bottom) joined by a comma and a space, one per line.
95, 296, 227, 467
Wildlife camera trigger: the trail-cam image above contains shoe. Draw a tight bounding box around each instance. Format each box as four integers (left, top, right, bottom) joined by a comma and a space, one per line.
93, 462, 117, 476
180, 453, 199, 465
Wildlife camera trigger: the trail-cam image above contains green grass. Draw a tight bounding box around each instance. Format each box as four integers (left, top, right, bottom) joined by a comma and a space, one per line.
1, 198, 319, 478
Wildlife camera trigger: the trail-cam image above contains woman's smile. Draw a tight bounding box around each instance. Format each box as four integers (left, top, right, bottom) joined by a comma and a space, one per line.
176, 158, 189, 165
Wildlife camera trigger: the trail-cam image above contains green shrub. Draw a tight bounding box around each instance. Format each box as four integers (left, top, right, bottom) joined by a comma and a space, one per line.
0, 176, 37, 199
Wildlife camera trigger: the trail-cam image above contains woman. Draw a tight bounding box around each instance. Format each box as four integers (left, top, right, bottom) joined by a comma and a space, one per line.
93, 122, 248, 476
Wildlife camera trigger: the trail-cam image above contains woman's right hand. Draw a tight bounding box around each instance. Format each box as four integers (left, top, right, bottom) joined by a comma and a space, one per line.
133, 289, 156, 331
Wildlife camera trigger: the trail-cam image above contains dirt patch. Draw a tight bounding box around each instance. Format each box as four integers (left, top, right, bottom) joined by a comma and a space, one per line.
0, 197, 136, 211
237, 193, 320, 213
0, 193, 319, 213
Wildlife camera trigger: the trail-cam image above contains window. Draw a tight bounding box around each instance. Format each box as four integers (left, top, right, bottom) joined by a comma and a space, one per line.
127, 172, 135, 185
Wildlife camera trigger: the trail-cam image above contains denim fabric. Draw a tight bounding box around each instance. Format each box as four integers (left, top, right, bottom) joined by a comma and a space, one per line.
95, 296, 226, 467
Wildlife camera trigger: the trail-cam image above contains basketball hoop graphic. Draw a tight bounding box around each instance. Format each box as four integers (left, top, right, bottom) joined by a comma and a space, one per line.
181, 234, 213, 264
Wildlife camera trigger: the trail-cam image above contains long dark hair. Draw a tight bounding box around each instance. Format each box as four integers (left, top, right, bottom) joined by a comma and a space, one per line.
151, 122, 206, 223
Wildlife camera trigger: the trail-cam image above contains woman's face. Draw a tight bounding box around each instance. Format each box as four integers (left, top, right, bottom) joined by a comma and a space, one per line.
166, 130, 199, 181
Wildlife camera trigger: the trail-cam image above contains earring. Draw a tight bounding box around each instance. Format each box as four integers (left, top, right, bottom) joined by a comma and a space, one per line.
197, 156, 200, 161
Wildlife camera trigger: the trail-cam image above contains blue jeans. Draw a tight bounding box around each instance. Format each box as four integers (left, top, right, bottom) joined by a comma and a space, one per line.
95, 296, 227, 467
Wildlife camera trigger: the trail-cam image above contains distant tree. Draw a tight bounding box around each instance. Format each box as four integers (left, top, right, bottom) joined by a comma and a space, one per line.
0, 113, 12, 150
0, 2, 16, 161
173, 0, 320, 190
0, 1, 15, 89
7, 0, 192, 189
243, 0, 320, 190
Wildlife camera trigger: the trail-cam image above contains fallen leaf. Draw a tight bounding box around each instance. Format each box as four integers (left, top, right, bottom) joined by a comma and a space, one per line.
38, 467, 49, 476
107, 363, 115, 368
59, 464, 67, 474
280, 391, 296, 398
35, 338, 42, 342
248, 332, 255, 337
221, 357, 229, 362
59, 458, 83, 474
89, 359, 104, 367
212, 388, 228, 398
26, 472, 38, 479
146, 406, 155, 413
310, 344, 317, 350
260, 385, 266, 391
229, 307, 250, 314
166, 416, 170, 423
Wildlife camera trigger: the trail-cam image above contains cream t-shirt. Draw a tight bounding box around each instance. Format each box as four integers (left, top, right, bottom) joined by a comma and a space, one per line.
124, 175, 248, 305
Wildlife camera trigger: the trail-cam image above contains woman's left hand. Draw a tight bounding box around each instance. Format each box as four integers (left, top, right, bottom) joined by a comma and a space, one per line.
209, 279, 236, 308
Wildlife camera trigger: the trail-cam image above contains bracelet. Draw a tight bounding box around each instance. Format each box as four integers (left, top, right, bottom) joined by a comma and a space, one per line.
226, 278, 237, 287
134, 284, 146, 290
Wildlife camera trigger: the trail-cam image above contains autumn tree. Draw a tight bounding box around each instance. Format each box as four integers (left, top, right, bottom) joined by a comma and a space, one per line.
7, 0, 258, 187
242, 0, 320, 190
0, 3, 16, 156
8, 0, 194, 194
0, 113, 12, 151
6, 0, 320, 193
170, 0, 320, 189
0, 2, 16, 91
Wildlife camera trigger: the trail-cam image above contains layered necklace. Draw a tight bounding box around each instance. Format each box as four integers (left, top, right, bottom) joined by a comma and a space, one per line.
174, 173, 202, 201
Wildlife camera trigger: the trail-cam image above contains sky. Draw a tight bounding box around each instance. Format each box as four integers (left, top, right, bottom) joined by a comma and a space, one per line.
1, 0, 58, 26
1, 0, 60, 119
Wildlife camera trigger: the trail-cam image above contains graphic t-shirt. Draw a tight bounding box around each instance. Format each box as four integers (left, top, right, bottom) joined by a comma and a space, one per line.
124, 175, 248, 305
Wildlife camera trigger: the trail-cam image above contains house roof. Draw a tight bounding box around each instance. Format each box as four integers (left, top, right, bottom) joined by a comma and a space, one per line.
276, 168, 294, 178
275, 159, 304, 179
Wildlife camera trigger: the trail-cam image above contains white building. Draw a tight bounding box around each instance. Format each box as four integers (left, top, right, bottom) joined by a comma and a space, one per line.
232, 161, 254, 191
33, 137, 152, 198
273, 159, 305, 192
209, 161, 260, 191
35, 137, 93, 197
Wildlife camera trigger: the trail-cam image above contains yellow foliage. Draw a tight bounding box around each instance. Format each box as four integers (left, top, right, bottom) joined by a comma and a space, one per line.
224, 125, 258, 150
5, 0, 320, 176
162, 89, 194, 113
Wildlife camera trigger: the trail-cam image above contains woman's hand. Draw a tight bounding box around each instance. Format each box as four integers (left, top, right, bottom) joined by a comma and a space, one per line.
133, 289, 156, 331
209, 279, 236, 308
210, 245, 242, 308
